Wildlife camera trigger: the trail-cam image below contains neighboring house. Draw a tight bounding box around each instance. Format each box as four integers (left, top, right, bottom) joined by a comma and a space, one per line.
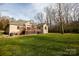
5, 20, 48, 35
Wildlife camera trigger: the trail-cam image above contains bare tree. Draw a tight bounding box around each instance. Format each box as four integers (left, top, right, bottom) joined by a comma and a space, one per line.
34, 12, 44, 24
58, 3, 64, 34
44, 6, 52, 27
44, 5, 56, 27
63, 4, 70, 23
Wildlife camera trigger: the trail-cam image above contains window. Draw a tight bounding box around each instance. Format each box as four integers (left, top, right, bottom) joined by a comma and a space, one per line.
17, 26, 19, 29
27, 27, 30, 30
45, 26, 47, 30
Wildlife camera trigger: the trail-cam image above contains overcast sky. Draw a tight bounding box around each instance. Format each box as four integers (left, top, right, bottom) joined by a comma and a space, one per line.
0, 3, 50, 20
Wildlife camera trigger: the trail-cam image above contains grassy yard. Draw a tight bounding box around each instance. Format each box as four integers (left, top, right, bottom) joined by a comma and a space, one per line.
0, 33, 79, 56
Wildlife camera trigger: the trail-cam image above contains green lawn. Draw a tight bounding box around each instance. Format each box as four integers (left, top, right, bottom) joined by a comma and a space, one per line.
0, 33, 79, 56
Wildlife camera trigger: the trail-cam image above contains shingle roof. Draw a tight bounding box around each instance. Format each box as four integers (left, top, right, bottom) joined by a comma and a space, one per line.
10, 20, 29, 26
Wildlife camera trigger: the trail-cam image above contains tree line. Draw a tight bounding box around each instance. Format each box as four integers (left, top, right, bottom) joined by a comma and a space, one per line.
34, 3, 79, 33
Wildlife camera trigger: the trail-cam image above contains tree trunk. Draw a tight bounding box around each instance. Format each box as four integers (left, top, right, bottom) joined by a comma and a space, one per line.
58, 3, 64, 34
